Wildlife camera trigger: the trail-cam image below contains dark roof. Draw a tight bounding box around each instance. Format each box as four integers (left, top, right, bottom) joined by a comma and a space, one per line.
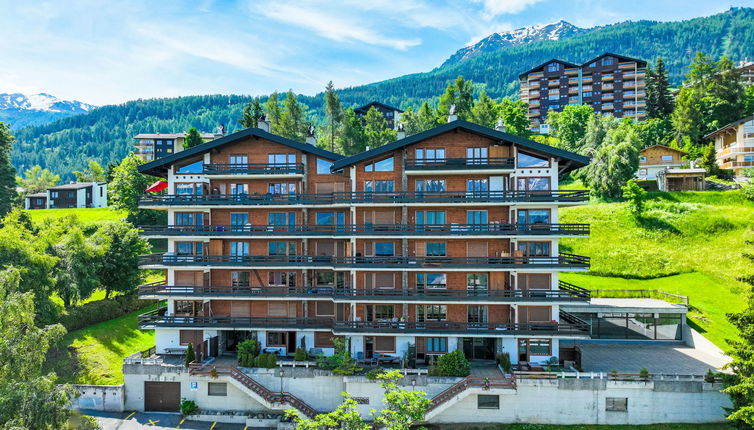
581, 52, 647, 67
26, 192, 47, 198
331, 120, 590, 172
138, 127, 343, 177
48, 182, 105, 190
704, 114, 754, 140
518, 59, 579, 79
640, 144, 687, 155
354, 101, 404, 115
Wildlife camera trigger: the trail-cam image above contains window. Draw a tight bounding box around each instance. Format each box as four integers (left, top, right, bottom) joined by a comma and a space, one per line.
231, 212, 249, 227
229, 154, 248, 165
268, 242, 296, 256
415, 179, 446, 194
661, 155, 673, 162
268, 272, 296, 287
176, 242, 203, 255
317, 158, 333, 174
467, 147, 488, 162
467, 274, 488, 291
232, 271, 250, 287
175, 212, 203, 226
179, 330, 202, 346
466, 179, 488, 194
415, 148, 445, 162
529, 339, 552, 355
477, 395, 500, 409
518, 241, 550, 256
230, 183, 249, 195
268, 212, 295, 226
416, 273, 447, 290
374, 336, 396, 352
176, 160, 203, 174
517, 177, 550, 191
316, 301, 335, 316
426, 242, 446, 257
208, 382, 227, 396
606, 397, 628, 412
582, 91, 593, 97
639, 156, 647, 162
51, 191, 59, 198
425, 337, 447, 353
638, 168, 648, 176
602, 57, 614, 66
547, 63, 559, 72
374, 242, 395, 256
268, 183, 296, 195
365, 180, 394, 193
315, 271, 335, 286
417, 305, 447, 322
175, 301, 203, 316
467, 210, 488, 225
267, 332, 287, 347
365, 157, 394, 172
176, 183, 203, 195
468, 305, 488, 324
416, 211, 446, 226
365, 304, 395, 321
229, 242, 249, 261
268, 153, 296, 166
517, 209, 550, 225
517, 152, 549, 168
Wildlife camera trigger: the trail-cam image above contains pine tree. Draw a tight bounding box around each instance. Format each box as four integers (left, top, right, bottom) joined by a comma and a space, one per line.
278, 91, 307, 142
469, 91, 499, 128
240, 97, 264, 128
184, 342, 196, 367
364, 107, 397, 149
335, 108, 367, 156
0, 122, 18, 217
324, 81, 343, 152
437, 76, 473, 123
265, 91, 283, 133
646, 57, 673, 119
183, 128, 203, 149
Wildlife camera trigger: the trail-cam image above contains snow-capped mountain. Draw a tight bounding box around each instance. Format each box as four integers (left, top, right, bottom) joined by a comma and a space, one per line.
0, 93, 95, 114
0, 93, 95, 129
443, 20, 588, 66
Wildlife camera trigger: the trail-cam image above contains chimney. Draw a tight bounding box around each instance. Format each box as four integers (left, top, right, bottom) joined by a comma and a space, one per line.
447, 104, 458, 123
396, 123, 406, 140
257, 115, 270, 132
306, 124, 316, 145
495, 117, 505, 132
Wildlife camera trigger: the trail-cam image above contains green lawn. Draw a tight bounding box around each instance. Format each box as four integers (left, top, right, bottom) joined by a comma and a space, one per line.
48, 304, 155, 385
24, 207, 127, 224
559, 188, 754, 348
470, 424, 731, 430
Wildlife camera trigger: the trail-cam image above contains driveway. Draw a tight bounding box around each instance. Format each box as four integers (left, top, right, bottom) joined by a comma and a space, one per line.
84, 411, 247, 430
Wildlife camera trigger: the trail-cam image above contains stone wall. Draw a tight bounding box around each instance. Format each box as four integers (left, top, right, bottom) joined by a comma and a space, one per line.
71, 384, 124, 412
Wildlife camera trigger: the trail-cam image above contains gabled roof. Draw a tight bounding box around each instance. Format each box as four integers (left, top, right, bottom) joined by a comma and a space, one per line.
138, 127, 343, 177
354, 101, 403, 114
134, 132, 220, 139
581, 52, 647, 68
331, 120, 590, 173
48, 182, 106, 190
640, 144, 687, 155
518, 59, 579, 79
704, 114, 754, 140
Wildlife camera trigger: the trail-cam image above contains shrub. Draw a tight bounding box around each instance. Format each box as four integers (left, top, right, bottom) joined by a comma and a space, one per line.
57, 293, 154, 332
497, 352, 512, 374
180, 399, 198, 416
639, 368, 650, 381
435, 350, 471, 377
622, 179, 646, 220
293, 348, 307, 361
184, 343, 195, 367
704, 369, 717, 383
366, 368, 386, 381
743, 184, 754, 201
254, 353, 277, 368
237, 339, 259, 367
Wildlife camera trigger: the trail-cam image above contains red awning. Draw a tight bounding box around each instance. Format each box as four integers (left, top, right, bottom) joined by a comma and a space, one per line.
146, 180, 168, 193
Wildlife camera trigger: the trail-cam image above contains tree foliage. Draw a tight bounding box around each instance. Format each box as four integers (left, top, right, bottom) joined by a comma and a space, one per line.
646, 57, 674, 119
73, 159, 106, 182
109, 153, 165, 225
16, 165, 59, 194
545, 105, 595, 152
622, 179, 647, 220
364, 106, 396, 149
0, 122, 18, 217
437, 76, 474, 122
91, 221, 150, 298
581, 121, 641, 199
324, 81, 344, 152
240, 97, 264, 128
278, 91, 308, 142
183, 127, 204, 149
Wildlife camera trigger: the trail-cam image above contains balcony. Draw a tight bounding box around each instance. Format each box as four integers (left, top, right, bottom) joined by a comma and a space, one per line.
203, 163, 304, 177
138, 308, 590, 336
624, 81, 646, 88
716, 146, 754, 159
404, 157, 514, 172
619, 62, 638, 69
564, 68, 578, 76
139, 190, 590, 207
139, 223, 590, 238
720, 160, 754, 169
138, 280, 591, 302
137, 253, 590, 270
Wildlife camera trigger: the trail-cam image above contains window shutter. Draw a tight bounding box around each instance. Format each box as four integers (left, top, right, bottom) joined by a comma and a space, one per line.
230, 301, 249, 317
374, 210, 395, 224
521, 273, 551, 290
415, 241, 426, 257
374, 336, 396, 352
365, 273, 374, 289
375, 272, 394, 289
467, 242, 488, 257
316, 182, 335, 194
268, 302, 287, 317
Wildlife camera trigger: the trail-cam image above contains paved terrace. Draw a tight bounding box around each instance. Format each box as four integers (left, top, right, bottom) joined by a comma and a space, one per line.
572, 341, 729, 374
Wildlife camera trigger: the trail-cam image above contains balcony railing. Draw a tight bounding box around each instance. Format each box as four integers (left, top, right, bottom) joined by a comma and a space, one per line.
139, 190, 590, 206
404, 157, 514, 170
138, 223, 590, 237
138, 308, 590, 336
138, 280, 591, 302
203, 163, 304, 175
137, 253, 590, 269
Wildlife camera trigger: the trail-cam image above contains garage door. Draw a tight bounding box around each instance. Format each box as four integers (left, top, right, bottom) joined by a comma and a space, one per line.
144, 381, 180, 412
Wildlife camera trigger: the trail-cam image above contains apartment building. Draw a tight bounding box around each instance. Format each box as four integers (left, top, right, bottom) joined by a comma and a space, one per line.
519, 53, 647, 133
706, 114, 754, 178
136, 118, 592, 367
354, 101, 403, 129
738, 61, 754, 85
134, 131, 224, 162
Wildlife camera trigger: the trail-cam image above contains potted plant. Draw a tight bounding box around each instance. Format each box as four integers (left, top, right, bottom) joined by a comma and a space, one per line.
610, 369, 618, 380
210, 367, 218, 379
483, 377, 491, 391
639, 368, 649, 381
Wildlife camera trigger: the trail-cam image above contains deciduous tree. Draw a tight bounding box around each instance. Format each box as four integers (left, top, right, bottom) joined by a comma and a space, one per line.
16, 165, 59, 194
92, 221, 150, 298
0, 122, 18, 216
581, 122, 641, 199
109, 154, 165, 225
545, 104, 594, 152
499, 98, 530, 137
74, 159, 107, 182
364, 106, 396, 149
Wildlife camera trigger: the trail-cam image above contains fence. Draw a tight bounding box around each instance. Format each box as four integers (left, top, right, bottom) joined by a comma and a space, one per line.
591, 289, 689, 305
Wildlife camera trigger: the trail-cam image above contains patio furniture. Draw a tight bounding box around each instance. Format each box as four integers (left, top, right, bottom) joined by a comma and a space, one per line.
355, 351, 365, 366
377, 354, 400, 365
372, 352, 380, 365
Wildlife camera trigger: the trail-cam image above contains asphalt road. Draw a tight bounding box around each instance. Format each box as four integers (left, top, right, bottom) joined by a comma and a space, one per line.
83, 410, 248, 430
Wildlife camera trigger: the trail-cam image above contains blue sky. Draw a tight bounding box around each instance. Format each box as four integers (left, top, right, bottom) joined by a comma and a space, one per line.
0, 0, 748, 105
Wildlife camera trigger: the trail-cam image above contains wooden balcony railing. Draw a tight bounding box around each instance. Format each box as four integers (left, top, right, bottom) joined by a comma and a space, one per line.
137, 253, 590, 269
138, 190, 590, 206
403, 157, 514, 170
138, 223, 590, 237
203, 163, 304, 175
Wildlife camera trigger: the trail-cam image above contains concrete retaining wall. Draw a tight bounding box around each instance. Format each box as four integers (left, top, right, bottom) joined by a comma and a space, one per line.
72, 384, 124, 412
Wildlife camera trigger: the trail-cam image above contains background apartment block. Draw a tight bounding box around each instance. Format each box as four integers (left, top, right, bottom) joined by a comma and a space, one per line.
706, 114, 754, 178
519, 53, 647, 133
134, 131, 224, 162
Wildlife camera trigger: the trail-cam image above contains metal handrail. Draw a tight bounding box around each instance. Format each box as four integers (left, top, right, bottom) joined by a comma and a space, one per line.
137, 253, 591, 268
139, 190, 590, 206
429, 376, 516, 411
203, 163, 304, 175
139, 223, 590, 236
404, 157, 514, 170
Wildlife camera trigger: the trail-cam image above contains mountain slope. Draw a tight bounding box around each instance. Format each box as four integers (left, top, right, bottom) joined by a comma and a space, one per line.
10, 7, 754, 178
443, 20, 588, 66
0, 93, 94, 129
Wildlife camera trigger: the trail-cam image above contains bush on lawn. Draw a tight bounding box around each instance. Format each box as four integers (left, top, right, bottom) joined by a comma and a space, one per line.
237, 339, 260, 367
57, 293, 154, 332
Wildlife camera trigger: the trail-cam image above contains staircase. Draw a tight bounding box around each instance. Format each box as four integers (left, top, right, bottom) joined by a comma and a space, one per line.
190, 365, 319, 418
428, 376, 516, 412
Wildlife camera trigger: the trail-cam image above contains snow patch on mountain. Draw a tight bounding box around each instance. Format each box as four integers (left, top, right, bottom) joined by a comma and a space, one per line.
0, 93, 95, 113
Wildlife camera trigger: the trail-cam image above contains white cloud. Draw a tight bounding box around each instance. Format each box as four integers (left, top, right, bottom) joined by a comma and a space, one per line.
474, 0, 543, 16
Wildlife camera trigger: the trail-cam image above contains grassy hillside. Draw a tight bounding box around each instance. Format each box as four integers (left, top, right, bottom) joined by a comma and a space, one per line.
24, 207, 127, 225
560, 189, 754, 348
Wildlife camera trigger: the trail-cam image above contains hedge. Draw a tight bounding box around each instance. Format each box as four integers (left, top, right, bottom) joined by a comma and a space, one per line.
57, 293, 156, 332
